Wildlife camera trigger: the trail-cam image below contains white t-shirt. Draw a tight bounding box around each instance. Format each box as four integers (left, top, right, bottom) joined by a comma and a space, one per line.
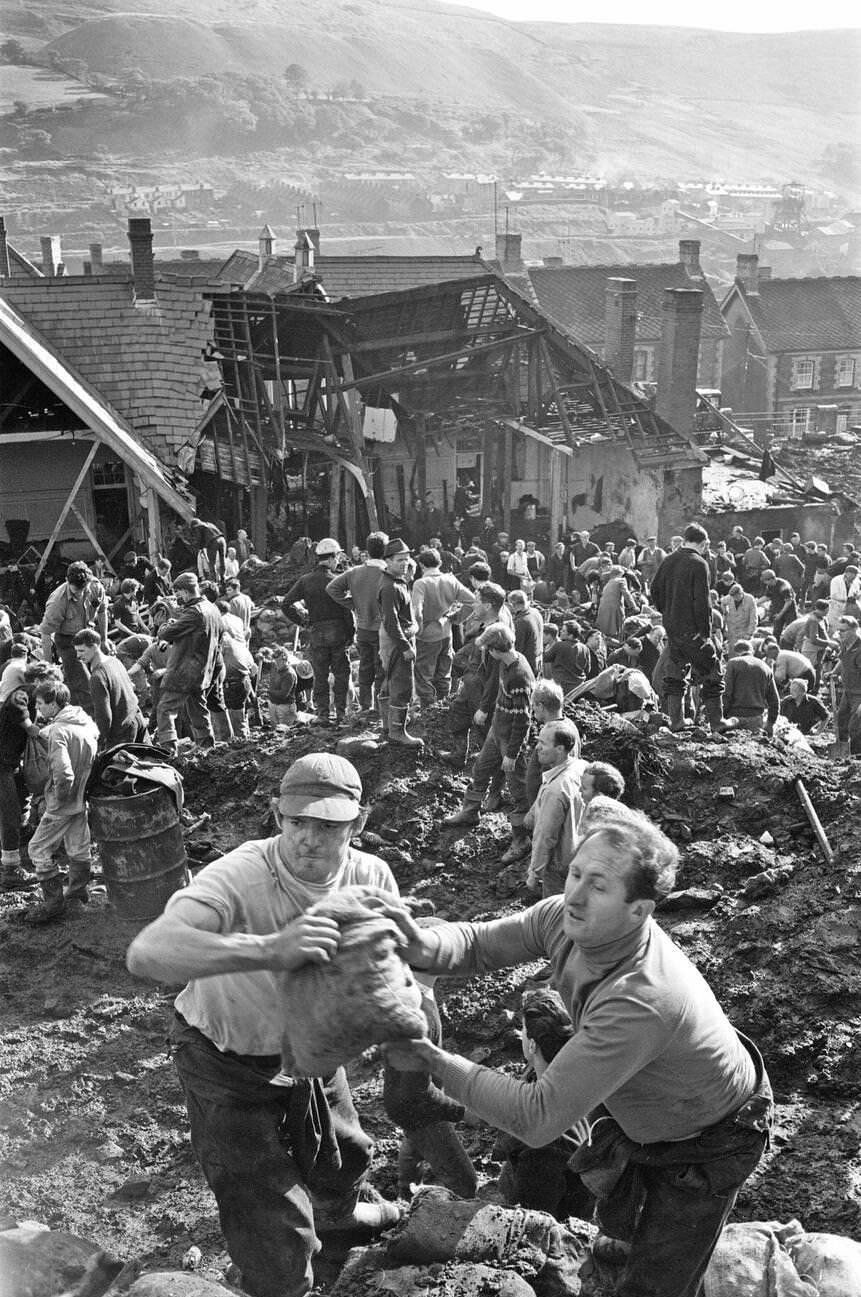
170, 837, 398, 1055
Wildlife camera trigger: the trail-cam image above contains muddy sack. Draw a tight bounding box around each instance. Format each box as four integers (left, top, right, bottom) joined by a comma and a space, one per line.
703, 1219, 858, 1296
278, 888, 426, 1077
386, 1185, 585, 1294
330, 1252, 536, 1297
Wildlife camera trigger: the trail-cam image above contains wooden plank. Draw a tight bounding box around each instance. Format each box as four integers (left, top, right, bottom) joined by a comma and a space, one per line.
35, 442, 99, 580
326, 330, 540, 394
70, 502, 112, 567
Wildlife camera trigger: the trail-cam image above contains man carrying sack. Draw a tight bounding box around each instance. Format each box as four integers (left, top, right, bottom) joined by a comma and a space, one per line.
126, 754, 401, 1297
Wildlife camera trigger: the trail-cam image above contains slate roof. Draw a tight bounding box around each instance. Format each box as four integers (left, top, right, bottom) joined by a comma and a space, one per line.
0, 295, 193, 519
215, 251, 489, 299
740, 277, 861, 352
0, 274, 217, 467
526, 261, 729, 345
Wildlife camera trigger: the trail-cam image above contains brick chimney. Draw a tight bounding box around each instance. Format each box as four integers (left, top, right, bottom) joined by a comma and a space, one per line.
258, 223, 276, 269
678, 239, 701, 277
0, 217, 9, 278
40, 235, 62, 277
293, 230, 316, 280
604, 277, 637, 384
655, 287, 704, 438
495, 232, 523, 272
735, 253, 759, 295
89, 241, 104, 273
127, 217, 155, 300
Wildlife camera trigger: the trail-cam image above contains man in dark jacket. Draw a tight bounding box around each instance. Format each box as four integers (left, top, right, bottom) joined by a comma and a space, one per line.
156, 573, 222, 754
283, 538, 353, 726
326, 532, 388, 716
650, 523, 727, 735
73, 629, 146, 749
377, 539, 422, 747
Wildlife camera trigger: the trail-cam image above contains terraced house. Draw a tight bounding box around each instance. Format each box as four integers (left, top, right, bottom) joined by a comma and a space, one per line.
720, 255, 861, 439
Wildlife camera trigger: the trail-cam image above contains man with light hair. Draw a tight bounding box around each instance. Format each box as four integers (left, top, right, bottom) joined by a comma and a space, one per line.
524, 718, 584, 898
383, 811, 773, 1297
722, 582, 758, 651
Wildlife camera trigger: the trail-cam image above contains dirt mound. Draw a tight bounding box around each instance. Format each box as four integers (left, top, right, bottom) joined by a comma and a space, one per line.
0, 711, 859, 1290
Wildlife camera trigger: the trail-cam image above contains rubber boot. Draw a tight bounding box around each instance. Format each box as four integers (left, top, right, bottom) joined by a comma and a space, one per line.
500, 830, 531, 865
388, 705, 424, 748
378, 698, 390, 731
211, 711, 233, 743
25, 874, 66, 925
703, 695, 731, 740
406, 1122, 477, 1199
443, 801, 481, 828
227, 708, 249, 739
0, 849, 33, 892
666, 694, 690, 733
63, 859, 92, 903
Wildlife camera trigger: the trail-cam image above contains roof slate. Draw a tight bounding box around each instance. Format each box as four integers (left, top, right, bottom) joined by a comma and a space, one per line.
0, 275, 216, 465
215, 251, 488, 299
741, 277, 861, 352
527, 261, 729, 345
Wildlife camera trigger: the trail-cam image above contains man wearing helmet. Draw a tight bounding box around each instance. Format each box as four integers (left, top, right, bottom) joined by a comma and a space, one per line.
282, 540, 353, 726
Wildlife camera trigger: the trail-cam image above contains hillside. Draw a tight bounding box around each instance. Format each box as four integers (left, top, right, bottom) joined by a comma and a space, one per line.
1, 0, 858, 182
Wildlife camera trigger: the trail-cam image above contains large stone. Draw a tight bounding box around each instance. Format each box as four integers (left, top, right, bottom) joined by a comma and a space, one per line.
127, 1274, 233, 1297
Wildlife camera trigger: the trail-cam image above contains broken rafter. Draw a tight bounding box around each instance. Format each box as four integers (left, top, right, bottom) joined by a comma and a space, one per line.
324, 329, 544, 395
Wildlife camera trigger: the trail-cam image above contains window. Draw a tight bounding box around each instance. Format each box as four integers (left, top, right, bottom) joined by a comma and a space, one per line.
791, 358, 815, 391
836, 410, 850, 435
633, 348, 654, 382
790, 408, 812, 438
836, 355, 856, 388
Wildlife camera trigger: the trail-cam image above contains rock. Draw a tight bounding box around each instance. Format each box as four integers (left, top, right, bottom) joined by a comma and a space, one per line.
360, 831, 385, 848
181, 1246, 203, 1271
740, 864, 795, 901
96, 1141, 124, 1163
0, 1228, 100, 1297
128, 1273, 234, 1297
109, 1177, 151, 1202
661, 887, 724, 912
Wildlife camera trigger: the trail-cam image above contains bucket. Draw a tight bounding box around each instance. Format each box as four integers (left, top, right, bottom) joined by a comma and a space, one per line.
89, 782, 188, 921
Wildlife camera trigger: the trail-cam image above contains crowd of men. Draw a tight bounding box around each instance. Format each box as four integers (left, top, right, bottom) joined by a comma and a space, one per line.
5, 513, 860, 1295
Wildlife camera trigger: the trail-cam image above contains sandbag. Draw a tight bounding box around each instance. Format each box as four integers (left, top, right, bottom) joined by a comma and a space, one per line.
278, 887, 426, 1077
788, 1231, 861, 1296
704, 1222, 817, 1297
330, 1253, 535, 1297
386, 1185, 585, 1294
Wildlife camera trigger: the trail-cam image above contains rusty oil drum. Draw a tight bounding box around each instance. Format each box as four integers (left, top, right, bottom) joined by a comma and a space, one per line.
88, 782, 188, 921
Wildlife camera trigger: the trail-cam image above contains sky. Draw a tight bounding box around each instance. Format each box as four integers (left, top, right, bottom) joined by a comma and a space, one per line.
447, 0, 860, 29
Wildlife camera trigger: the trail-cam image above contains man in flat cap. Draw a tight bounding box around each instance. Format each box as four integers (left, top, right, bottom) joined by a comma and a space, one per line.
127, 753, 401, 1297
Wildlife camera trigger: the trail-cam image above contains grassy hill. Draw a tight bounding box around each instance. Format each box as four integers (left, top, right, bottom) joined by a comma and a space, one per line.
1, 0, 858, 184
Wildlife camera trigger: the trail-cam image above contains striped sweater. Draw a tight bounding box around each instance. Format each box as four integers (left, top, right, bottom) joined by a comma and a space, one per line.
492, 652, 535, 758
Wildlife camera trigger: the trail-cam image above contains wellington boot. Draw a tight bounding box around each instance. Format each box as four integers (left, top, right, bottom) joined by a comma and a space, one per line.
378, 699, 390, 731
211, 712, 234, 743
388, 706, 424, 748
406, 1121, 477, 1199
500, 833, 531, 865
443, 804, 480, 829
63, 861, 92, 903
25, 875, 66, 925
667, 695, 690, 733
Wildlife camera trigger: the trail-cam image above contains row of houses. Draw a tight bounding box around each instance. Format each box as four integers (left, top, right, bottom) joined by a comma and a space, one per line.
0, 217, 858, 572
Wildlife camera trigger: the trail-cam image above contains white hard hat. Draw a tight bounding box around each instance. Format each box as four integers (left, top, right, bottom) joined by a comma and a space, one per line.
315, 537, 341, 557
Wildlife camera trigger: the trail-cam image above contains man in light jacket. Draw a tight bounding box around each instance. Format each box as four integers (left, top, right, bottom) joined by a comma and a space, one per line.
721, 583, 758, 652
411, 549, 475, 710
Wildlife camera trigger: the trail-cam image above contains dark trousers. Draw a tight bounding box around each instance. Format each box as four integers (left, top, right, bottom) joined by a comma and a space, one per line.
355, 627, 383, 708
0, 768, 27, 851
170, 1016, 372, 1297
309, 642, 350, 717
379, 638, 415, 710
575, 1039, 772, 1297
662, 635, 724, 701
466, 722, 529, 827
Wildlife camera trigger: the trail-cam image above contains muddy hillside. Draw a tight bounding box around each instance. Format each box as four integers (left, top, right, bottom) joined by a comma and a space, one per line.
1, 710, 860, 1290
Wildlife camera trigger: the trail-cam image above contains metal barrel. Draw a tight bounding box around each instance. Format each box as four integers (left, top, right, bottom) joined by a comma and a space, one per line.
88, 782, 188, 921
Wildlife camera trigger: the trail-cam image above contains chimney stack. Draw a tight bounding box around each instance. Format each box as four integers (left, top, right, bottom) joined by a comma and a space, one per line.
604, 277, 637, 384
299, 226, 321, 254
678, 239, 701, 277
735, 253, 759, 295
127, 217, 155, 300
495, 232, 523, 272
258, 223, 276, 270
655, 287, 704, 439
89, 241, 104, 273
293, 230, 316, 281
40, 234, 62, 277
0, 216, 9, 278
